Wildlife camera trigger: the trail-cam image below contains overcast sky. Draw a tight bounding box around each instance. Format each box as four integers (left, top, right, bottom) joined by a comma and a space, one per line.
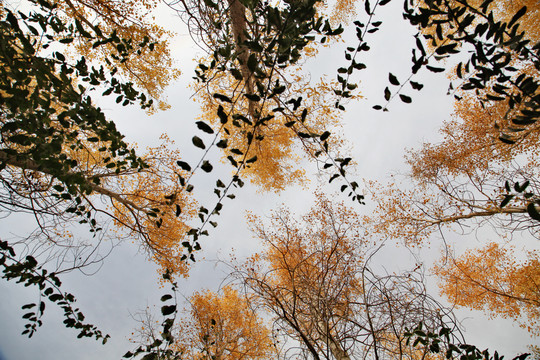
0, 1, 537, 359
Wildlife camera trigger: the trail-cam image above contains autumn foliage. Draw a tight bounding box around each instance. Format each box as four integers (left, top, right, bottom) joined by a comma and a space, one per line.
436, 243, 540, 335
173, 286, 273, 359
364, 0, 540, 343
237, 195, 458, 359
58, 0, 180, 111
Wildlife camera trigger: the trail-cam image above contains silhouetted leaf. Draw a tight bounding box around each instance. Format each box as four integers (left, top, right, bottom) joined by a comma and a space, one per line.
192, 136, 205, 149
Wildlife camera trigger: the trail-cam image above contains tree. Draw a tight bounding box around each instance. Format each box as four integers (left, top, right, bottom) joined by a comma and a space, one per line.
1, 0, 355, 344
235, 194, 460, 359
0, 0, 195, 338
359, 0, 540, 342
435, 243, 540, 336
173, 286, 274, 359
168, 0, 360, 192
6, 0, 539, 355
57, 0, 180, 111
126, 283, 274, 360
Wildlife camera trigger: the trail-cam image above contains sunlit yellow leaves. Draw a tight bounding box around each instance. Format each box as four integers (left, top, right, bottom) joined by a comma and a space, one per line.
247, 193, 364, 297
173, 286, 273, 359
195, 70, 350, 191
59, 0, 180, 111
109, 137, 197, 277
435, 243, 540, 336
242, 194, 366, 357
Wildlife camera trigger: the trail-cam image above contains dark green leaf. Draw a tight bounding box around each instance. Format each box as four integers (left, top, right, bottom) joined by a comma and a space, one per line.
384, 87, 391, 101
389, 73, 399, 85
410, 81, 424, 90
500, 194, 514, 208
527, 203, 540, 221
161, 294, 173, 302
217, 139, 228, 148
426, 65, 445, 73
320, 131, 331, 141
192, 136, 205, 149
217, 105, 228, 124
399, 94, 412, 103
161, 305, 176, 316
247, 54, 257, 73
213, 93, 232, 103
244, 94, 260, 101
201, 161, 213, 172
508, 6, 527, 29
196, 121, 214, 134
177, 161, 191, 171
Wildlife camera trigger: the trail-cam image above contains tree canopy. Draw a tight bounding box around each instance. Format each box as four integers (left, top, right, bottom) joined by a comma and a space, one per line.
1, 0, 539, 358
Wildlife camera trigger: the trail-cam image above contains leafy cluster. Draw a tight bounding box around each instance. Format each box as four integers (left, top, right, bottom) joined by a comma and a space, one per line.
1, 240, 108, 341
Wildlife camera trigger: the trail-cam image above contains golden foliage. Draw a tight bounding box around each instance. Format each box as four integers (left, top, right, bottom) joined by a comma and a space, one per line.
409, 94, 540, 182
185, 0, 356, 192
363, 81, 540, 247
244, 194, 365, 357
196, 72, 349, 191
59, 0, 180, 111
174, 286, 273, 359
435, 243, 540, 336
364, 1, 540, 343
109, 136, 197, 277
240, 194, 457, 359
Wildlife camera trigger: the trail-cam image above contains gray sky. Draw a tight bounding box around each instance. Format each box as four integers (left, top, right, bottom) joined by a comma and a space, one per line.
0, 0, 537, 359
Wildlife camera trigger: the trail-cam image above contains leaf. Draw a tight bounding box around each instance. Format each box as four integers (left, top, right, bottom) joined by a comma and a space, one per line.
320, 131, 331, 141
247, 54, 257, 73
410, 81, 424, 90
527, 203, 540, 221
201, 161, 213, 172
217, 105, 228, 124
161, 305, 176, 316
436, 43, 459, 55
196, 121, 214, 134
426, 65, 445, 73
329, 174, 339, 183
213, 93, 232, 103
500, 194, 514, 208
141, 353, 158, 360
216, 139, 228, 148
161, 294, 173, 302
192, 136, 206, 149
244, 94, 260, 101
508, 6, 527, 28
384, 87, 391, 101
399, 94, 412, 103
177, 161, 192, 171
230, 68, 243, 80
389, 73, 399, 85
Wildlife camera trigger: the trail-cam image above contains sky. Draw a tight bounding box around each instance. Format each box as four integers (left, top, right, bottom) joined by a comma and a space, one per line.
0, 0, 537, 359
